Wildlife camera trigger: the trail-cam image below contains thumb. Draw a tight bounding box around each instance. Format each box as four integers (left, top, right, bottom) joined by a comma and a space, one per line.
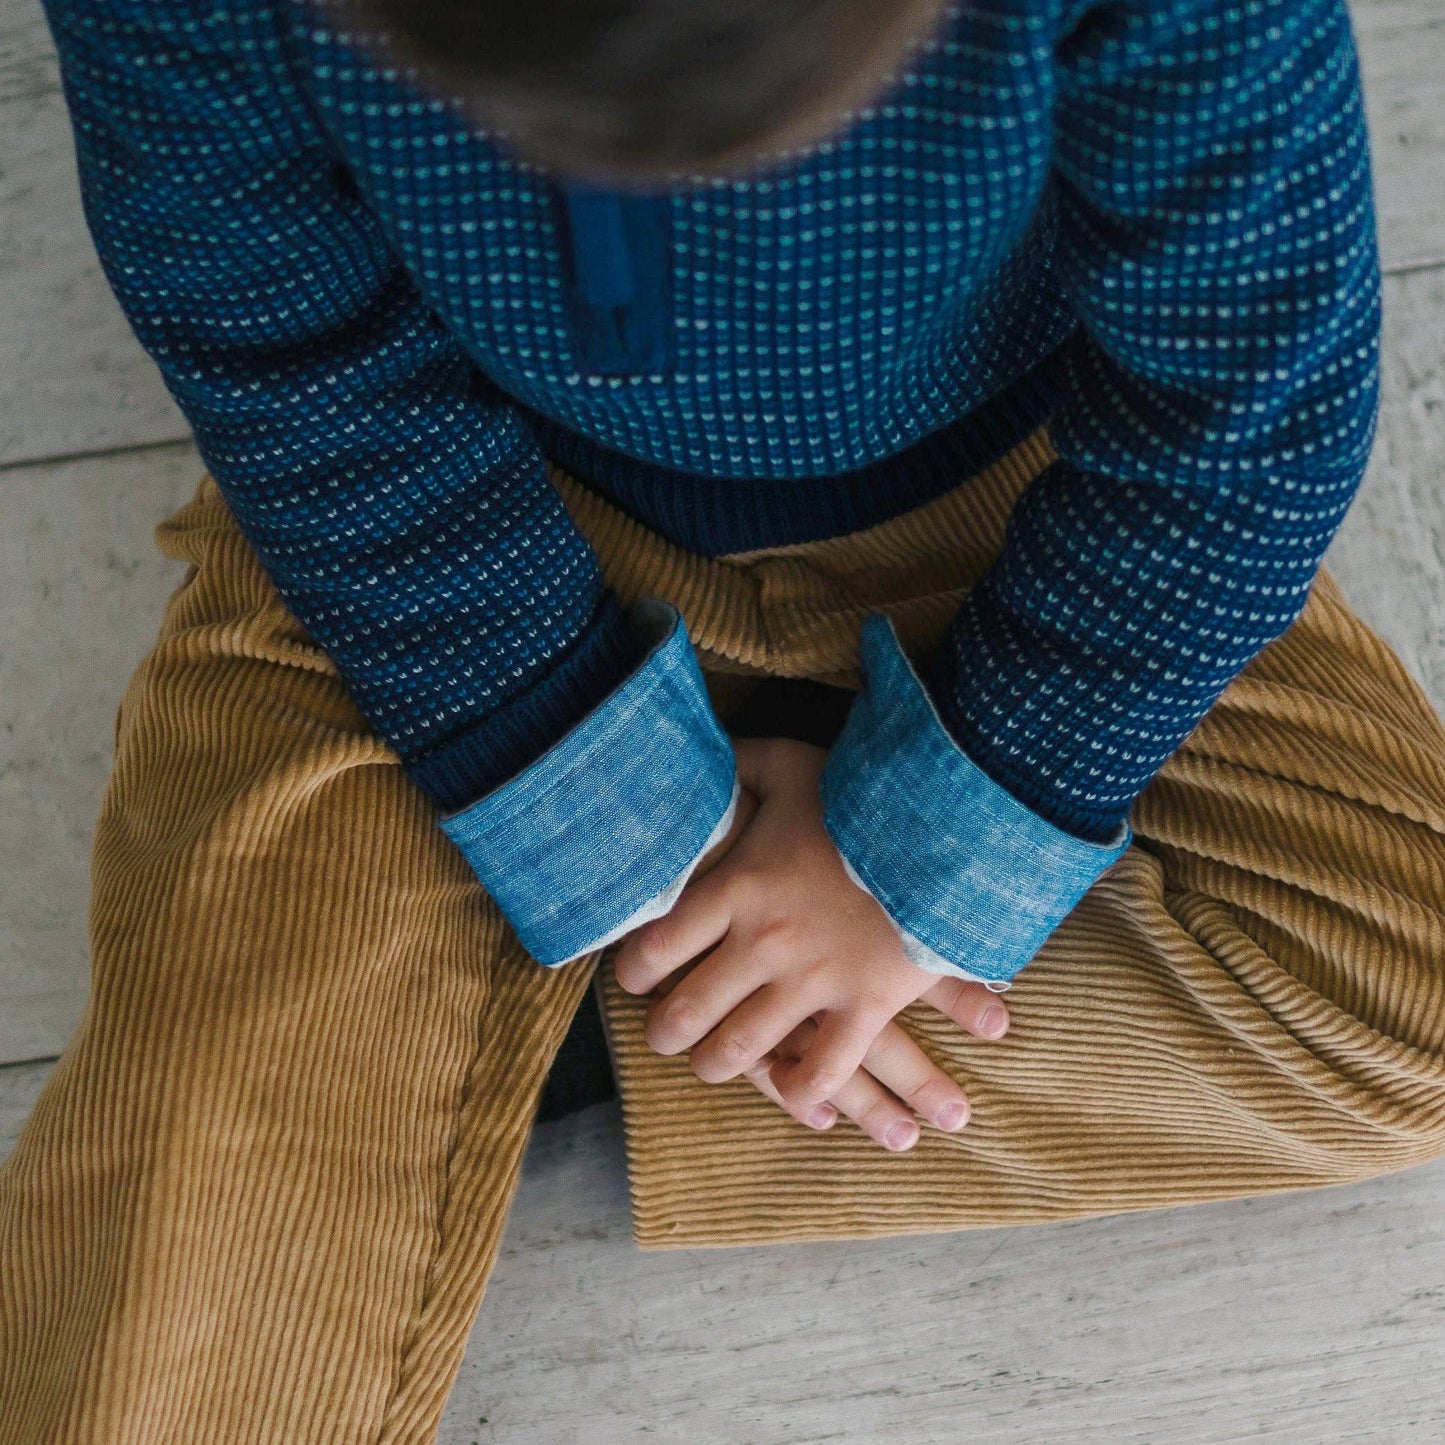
730, 734, 793, 795
692, 781, 760, 882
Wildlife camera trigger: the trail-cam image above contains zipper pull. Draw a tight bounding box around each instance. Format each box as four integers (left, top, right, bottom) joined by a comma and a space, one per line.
556, 180, 674, 377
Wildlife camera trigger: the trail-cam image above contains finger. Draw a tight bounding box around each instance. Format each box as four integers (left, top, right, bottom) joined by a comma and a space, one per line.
854, 1019, 971, 1134
919, 974, 1011, 1040
743, 1019, 955, 1151
612, 866, 733, 996
774, 1014, 922, 1149
742, 1017, 841, 1130
740, 1039, 840, 1133
769, 1006, 888, 1114
822, 1058, 923, 1151
649, 952, 705, 998
688, 982, 816, 1085
643, 939, 777, 1057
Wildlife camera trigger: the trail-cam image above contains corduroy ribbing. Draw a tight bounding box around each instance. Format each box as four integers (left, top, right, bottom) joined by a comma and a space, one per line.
405, 586, 640, 814
2, 436, 1444, 1441
549, 439, 1445, 1249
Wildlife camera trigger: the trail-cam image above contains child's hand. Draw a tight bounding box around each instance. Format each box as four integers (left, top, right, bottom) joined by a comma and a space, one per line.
639, 775, 949, 1140
612, 736, 1011, 1148
644, 956, 998, 1151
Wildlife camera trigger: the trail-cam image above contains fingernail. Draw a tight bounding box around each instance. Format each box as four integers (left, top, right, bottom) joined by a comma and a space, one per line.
981, 1005, 1008, 1037
937, 1101, 969, 1131
809, 1106, 837, 1129
885, 1120, 918, 1151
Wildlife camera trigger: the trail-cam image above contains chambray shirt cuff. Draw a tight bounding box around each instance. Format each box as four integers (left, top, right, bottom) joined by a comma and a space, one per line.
818, 612, 1134, 991
438, 596, 738, 967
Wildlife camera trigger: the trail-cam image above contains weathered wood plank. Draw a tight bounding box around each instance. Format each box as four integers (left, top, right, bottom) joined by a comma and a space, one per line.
4, 1072, 1440, 1445
0, 0, 1441, 466
0, 1058, 51, 1162
1353, 0, 1445, 274
0, 442, 201, 1062
0, 0, 56, 104
1323, 266, 1445, 708
0, 72, 190, 467
440, 1103, 1445, 1445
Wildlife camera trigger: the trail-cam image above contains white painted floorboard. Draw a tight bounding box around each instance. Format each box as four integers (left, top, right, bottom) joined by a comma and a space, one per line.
0, 1060, 49, 1160
0, 297, 1441, 1444
0, 3, 187, 466
1353, 0, 1445, 274
1322, 267, 1445, 706
0, 444, 200, 1061
2, 1069, 1442, 1445
438, 1106, 1445, 1445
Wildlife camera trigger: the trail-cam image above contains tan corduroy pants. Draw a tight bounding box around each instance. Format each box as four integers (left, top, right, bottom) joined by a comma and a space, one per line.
3, 429, 1445, 1442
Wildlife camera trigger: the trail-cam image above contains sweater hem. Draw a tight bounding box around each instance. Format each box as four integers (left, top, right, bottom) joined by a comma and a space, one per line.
520, 352, 1065, 557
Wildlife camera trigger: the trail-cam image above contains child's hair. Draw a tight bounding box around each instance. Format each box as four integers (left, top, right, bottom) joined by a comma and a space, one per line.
352, 0, 950, 183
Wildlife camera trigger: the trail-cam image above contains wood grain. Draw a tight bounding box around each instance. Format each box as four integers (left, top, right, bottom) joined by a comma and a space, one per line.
3, 1075, 1441, 1444
1353, 0, 1445, 274
440, 1104, 1445, 1445
0, 1059, 51, 1161
0, 443, 200, 1061
1323, 266, 1445, 708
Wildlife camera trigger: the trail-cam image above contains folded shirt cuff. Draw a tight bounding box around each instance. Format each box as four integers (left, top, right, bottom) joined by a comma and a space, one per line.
438, 596, 738, 966
818, 612, 1134, 991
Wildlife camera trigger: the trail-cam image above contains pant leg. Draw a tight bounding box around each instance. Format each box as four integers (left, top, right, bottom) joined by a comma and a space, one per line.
0, 475, 598, 1443
556, 454, 1445, 1247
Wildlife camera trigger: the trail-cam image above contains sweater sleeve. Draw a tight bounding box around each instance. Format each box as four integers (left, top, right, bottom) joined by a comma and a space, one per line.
41, 0, 738, 965
818, 0, 1381, 987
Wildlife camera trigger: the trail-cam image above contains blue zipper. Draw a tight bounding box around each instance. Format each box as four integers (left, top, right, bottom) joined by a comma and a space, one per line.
555, 182, 674, 377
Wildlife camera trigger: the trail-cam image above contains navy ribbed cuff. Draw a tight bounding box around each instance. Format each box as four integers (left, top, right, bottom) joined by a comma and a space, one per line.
404, 588, 640, 814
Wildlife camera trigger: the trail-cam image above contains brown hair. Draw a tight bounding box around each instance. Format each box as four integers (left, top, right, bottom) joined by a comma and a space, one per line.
347, 0, 950, 185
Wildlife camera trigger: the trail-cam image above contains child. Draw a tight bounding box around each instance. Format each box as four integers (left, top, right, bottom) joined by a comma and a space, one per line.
8, 0, 1438, 1439
34, 0, 1380, 1128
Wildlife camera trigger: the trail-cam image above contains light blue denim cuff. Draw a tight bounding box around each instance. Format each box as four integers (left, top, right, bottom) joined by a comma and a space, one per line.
819, 612, 1133, 991
438, 596, 738, 967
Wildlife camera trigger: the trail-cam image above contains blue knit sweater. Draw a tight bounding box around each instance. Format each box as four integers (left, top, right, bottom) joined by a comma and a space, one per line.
42, 0, 1381, 977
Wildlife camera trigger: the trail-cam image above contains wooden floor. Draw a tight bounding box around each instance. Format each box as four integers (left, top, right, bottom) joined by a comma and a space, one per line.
3, 2, 1443, 1440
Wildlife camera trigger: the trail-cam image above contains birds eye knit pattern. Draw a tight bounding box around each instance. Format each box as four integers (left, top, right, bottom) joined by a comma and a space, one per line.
40, 0, 1381, 975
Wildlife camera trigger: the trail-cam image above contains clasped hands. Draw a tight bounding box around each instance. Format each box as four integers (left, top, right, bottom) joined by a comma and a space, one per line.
612, 736, 1010, 1152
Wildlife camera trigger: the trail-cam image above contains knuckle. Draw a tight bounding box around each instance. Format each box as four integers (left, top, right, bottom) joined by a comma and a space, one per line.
904, 1073, 951, 1115
647, 999, 700, 1052
662, 999, 703, 1038
694, 1031, 756, 1082
715, 1031, 756, 1065
790, 1058, 848, 1101
932, 977, 967, 1011
860, 1097, 907, 1138
750, 916, 798, 954
636, 918, 679, 967
853, 987, 898, 1020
